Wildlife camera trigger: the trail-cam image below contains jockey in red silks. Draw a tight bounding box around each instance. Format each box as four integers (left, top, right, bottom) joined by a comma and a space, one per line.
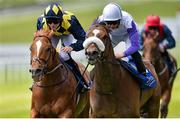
88, 2, 156, 88
36, 2, 91, 90
140, 15, 176, 74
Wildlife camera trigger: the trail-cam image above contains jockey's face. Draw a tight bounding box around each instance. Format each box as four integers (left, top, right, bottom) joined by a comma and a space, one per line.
46, 18, 61, 31
105, 20, 120, 30
148, 26, 159, 37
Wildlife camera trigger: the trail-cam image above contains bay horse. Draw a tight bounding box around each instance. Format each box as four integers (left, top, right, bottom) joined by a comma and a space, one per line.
29, 30, 90, 118
83, 24, 161, 117
142, 35, 179, 118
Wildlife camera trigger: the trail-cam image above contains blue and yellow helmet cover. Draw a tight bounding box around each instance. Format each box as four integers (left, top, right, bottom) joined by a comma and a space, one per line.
44, 2, 63, 19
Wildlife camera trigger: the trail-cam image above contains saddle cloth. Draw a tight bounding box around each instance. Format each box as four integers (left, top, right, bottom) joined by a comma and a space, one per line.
119, 59, 157, 89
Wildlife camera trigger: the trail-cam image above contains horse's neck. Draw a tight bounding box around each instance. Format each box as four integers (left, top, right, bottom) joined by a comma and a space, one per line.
154, 56, 166, 73
94, 57, 120, 87
96, 47, 119, 79
41, 56, 65, 85
144, 49, 166, 74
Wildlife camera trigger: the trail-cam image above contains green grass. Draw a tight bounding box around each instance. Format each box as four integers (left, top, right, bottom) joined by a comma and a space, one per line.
168, 76, 180, 117
121, 1, 180, 23
0, 14, 37, 43
0, 0, 62, 9
163, 42, 180, 117
0, 73, 32, 118
0, 0, 37, 9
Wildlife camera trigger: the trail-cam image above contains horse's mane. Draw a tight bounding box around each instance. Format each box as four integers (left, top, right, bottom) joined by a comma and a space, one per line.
94, 23, 110, 34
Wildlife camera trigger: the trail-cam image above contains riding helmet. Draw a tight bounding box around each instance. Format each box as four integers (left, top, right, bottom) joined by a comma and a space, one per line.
44, 3, 63, 19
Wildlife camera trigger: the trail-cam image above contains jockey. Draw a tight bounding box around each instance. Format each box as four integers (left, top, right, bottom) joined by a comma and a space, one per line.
36, 2, 91, 90
140, 15, 176, 75
89, 2, 155, 87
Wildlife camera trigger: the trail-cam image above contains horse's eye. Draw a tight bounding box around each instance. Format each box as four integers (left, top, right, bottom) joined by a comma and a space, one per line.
29, 46, 32, 51
46, 48, 51, 52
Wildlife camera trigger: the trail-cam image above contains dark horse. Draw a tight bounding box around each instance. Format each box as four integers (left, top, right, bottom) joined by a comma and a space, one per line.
83, 24, 161, 117
143, 35, 179, 118
29, 30, 90, 118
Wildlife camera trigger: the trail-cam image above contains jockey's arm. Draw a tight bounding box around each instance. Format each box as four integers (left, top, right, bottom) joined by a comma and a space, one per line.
139, 27, 146, 50
69, 16, 86, 51
123, 21, 140, 57
161, 25, 176, 49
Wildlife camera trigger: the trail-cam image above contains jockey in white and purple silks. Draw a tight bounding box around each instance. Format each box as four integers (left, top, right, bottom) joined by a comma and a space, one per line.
89, 3, 148, 76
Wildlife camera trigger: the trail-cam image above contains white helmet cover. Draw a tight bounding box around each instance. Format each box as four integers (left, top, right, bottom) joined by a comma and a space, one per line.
102, 3, 122, 21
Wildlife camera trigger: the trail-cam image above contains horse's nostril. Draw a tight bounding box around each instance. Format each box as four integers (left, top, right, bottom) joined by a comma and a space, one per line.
85, 51, 88, 55
30, 68, 43, 76
92, 51, 98, 55
36, 69, 42, 74
85, 50, 99, 56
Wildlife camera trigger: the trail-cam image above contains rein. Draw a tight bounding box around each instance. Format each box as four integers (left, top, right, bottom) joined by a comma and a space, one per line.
46, 63, 63, 74
158, 64, 168, 76
143, 57, 168, 77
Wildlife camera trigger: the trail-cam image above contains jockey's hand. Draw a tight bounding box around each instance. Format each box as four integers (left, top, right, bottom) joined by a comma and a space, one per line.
61, 46, 73, 53
115, 52, 125, 59
159, 44, 165, 52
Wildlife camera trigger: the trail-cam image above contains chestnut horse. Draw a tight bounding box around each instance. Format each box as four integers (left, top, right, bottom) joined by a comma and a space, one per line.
142, 35, 179, 118
83, 24, 161, 117
29, 30, 90, 118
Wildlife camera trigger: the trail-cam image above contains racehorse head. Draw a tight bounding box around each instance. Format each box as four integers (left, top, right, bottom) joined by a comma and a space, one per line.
142, 34, 160, 64
29, 30, 60, 82
83, 24, 114, 65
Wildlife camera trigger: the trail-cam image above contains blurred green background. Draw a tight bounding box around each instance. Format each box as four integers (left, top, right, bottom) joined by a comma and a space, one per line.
0, 0, 180, 117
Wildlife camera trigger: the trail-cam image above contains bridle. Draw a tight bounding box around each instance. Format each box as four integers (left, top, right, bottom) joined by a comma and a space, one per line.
29, 35, 63, 81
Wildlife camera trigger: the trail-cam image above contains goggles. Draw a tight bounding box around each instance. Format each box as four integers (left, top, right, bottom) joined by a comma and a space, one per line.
148, 26, 159, 31
46, 18, 61, 24
105, 20, 120, 25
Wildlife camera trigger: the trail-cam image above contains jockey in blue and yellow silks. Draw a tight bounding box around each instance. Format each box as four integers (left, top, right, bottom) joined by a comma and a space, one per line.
36, 2, 91, 90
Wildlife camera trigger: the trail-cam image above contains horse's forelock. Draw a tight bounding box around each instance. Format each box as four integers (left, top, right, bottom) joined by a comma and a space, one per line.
34, 30, 53, 40
95, 24, 109, 35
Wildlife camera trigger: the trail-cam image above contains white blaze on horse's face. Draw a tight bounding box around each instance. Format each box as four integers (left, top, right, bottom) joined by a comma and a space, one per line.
93, 29, 100, 36
36, 40, 42, 57
83, 29, 105, 52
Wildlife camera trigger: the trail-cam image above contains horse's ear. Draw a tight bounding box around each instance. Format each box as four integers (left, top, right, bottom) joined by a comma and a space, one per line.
104, 25, 110, 33
153, 31, 160, 42
48, 30, 54, 39
33, 31, 38, 41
